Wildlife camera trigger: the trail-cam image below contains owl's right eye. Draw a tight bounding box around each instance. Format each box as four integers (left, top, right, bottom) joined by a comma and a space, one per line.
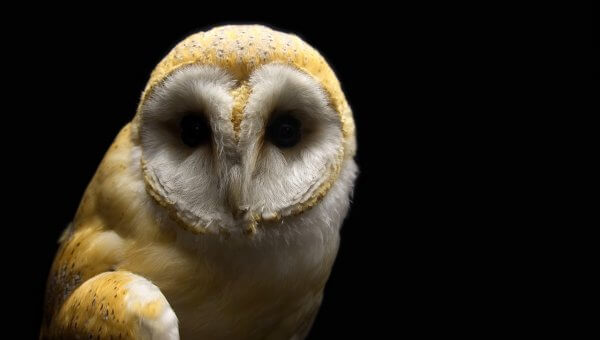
180, 114, 211, 147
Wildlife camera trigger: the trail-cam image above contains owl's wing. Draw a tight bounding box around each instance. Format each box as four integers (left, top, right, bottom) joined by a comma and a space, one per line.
40, 224, 179, 339
40, 270, 178, 340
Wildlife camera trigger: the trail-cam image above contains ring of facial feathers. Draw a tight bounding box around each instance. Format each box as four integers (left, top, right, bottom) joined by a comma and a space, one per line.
40, 25, 357, 340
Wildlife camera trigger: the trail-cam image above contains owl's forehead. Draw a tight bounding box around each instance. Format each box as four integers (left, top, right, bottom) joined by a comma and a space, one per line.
157, 26, 327, 79
148, 25, 334, 82
142, 25, 346, 113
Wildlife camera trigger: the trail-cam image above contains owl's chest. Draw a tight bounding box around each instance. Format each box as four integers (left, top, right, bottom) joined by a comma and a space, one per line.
171, 276, 324, 340
119, 231, 337, 339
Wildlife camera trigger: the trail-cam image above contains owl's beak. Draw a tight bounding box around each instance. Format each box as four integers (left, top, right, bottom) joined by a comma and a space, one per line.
224, 164, 249, 219
233, 206, 249, 219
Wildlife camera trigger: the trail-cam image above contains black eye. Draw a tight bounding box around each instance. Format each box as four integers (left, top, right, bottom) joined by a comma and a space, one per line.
267, 114, 301, 148
180, 114, 211, 147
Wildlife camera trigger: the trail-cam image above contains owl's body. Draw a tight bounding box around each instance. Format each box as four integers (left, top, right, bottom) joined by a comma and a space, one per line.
41, 25, 356, 340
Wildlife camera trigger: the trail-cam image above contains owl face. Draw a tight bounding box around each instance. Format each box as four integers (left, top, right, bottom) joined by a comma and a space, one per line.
133, 25, 355, 235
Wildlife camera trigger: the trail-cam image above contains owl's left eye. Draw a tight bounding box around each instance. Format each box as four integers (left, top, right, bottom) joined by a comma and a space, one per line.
180, 114, 211, 147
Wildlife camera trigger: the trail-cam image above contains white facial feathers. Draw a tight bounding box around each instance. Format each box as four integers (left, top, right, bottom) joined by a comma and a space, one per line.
139, 64, 345, 233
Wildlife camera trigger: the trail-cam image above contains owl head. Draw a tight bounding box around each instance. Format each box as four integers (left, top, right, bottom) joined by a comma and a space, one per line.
131, 25, 356, 236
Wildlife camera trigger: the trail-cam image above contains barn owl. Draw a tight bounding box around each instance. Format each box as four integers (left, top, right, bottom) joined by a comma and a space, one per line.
40, 25, 357, 340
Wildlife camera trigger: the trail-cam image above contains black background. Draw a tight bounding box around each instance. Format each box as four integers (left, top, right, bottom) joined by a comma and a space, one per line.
4, 6, 580, 339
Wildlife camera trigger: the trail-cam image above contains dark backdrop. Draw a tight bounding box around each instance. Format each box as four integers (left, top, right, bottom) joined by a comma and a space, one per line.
5, 9, 510, 339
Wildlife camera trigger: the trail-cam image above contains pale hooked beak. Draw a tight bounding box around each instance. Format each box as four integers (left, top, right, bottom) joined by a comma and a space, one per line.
233, 205, 249, 219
